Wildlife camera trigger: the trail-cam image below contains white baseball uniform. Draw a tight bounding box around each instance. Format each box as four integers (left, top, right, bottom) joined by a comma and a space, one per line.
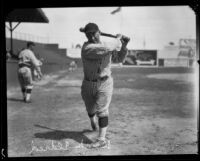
81, 39, 128, 117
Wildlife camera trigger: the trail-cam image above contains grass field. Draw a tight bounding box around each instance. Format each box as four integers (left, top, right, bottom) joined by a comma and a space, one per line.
7, 66, 198, 156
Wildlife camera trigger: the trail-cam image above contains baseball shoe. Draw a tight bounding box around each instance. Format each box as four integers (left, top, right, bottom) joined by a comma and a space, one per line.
88, 138, 109, 149
24, 98, 31, 103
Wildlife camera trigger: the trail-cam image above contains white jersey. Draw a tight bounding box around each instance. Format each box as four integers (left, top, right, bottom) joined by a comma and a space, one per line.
18, 49, 40, 68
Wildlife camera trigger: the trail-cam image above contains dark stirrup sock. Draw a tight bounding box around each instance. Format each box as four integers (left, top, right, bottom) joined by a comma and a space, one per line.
22, 88, 26, 93
26, 88, 32, 94
98, 116, 108, 128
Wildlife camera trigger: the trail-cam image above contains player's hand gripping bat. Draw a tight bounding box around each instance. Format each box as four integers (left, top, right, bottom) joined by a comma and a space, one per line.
79, 27, 130, 43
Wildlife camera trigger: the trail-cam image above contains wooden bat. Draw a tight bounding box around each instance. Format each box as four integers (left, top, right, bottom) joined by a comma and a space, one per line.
79, 27, 130, 42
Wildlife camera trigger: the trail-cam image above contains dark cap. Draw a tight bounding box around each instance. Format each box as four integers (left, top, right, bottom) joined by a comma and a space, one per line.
84, 23, 100, 33
27, 41, 35, 47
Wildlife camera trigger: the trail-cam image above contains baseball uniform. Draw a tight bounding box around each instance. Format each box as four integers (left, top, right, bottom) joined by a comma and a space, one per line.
18, 49, 41, 97
81, 39, 128, 118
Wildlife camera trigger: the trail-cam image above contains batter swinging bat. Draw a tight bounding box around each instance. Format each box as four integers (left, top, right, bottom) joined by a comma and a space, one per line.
79, 27, 130, 42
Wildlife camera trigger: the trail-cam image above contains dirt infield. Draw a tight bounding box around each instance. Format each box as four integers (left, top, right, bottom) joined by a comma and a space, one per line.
7, 67, 198, 156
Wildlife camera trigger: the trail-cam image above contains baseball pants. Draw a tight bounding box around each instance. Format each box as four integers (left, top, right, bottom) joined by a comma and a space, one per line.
81, 76, 113, 118
18, 67, 33, 92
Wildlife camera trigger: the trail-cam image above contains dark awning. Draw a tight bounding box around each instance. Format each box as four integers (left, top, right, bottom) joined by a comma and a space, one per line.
6, 8, 49, 23
5, 8, 49, 55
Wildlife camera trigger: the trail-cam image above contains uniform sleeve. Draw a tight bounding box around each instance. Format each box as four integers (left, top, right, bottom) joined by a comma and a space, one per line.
112, 47, 128, 63
82, 39, 121, 59
29, 51, 40, 68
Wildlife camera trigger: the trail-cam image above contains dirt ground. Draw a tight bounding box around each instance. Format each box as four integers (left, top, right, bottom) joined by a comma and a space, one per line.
6, 66, 198, 157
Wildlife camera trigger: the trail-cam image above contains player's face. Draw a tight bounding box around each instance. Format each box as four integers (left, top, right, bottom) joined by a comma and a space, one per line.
86, 30, 100, 43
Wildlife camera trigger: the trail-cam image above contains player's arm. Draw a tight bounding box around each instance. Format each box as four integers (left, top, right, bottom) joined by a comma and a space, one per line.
112, 34, 129, 63
116, 44, 128, 63
82, 40, 121, 59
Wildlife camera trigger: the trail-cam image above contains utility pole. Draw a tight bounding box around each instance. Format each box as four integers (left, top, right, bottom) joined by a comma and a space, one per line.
143, 34, 146, 49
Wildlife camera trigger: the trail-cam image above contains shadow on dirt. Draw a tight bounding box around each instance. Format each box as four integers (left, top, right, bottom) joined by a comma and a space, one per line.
7, 97, 24, 102
34, 124, 93, 144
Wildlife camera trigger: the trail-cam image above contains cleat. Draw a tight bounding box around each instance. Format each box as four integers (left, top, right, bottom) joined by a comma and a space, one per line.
25, 98, 31, 103
88, 138, 108, 149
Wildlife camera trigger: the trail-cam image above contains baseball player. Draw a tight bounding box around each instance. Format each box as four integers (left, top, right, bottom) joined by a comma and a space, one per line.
18, 41, 43, 103
68, 60, 77, 72
81, 23, 129, 148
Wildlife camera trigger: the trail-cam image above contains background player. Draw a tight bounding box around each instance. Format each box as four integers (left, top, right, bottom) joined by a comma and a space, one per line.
18, 41, 43, 103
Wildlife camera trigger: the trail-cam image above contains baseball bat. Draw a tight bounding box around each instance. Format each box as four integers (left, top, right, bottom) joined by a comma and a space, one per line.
79, 27, 130, 42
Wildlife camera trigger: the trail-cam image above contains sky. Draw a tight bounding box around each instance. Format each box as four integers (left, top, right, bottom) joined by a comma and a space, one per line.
5, 6, 196, 50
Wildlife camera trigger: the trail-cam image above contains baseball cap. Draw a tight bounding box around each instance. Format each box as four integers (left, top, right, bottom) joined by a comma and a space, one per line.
84, 23, 100, 33
27, 41, 35, 47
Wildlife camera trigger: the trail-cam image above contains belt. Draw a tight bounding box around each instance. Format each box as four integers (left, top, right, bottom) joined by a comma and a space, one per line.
85, 76, 109, 82
18, 64, 31, 68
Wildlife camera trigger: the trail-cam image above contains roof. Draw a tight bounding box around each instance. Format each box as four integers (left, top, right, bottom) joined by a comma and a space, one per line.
6, 8, 49, 23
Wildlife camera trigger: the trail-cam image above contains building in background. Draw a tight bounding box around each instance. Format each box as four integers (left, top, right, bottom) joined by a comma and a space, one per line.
158, 38, 196, 67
